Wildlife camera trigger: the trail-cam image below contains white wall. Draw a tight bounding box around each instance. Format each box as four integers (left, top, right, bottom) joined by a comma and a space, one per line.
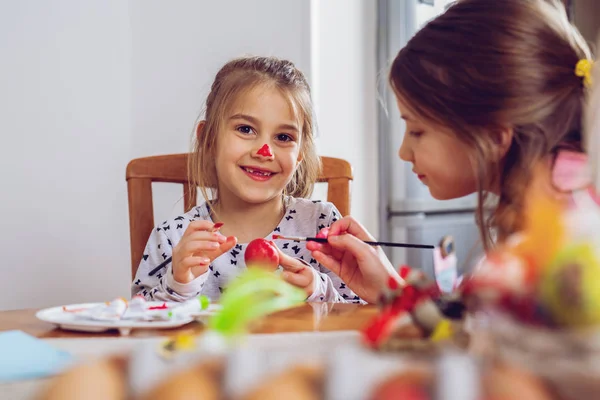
312, 0, 379, 234
573, 0, 600, 45
0, 1, 132, 310
129, 0, 312, 220
0, 0, 377, 310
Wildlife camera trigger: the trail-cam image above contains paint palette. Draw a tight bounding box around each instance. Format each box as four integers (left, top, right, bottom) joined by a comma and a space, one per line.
36, 299, 221, 336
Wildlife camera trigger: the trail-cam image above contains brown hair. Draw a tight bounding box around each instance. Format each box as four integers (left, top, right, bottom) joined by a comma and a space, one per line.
189, 56, 320, 208
389, 0, 591, 249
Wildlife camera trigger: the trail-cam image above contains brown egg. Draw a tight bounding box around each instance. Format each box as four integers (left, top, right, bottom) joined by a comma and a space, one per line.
483, 363, 555, 400
369, 369, 432, 400
242, 364, 324, 400
38, 355, 127, 400
137, 359, 223, 400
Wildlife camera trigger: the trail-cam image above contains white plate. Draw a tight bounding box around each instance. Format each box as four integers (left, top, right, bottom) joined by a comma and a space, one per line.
36, 302, 221, 336
190, 304, 222, 322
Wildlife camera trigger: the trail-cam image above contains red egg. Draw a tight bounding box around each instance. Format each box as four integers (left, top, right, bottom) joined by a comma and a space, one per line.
244, 238, 280, 271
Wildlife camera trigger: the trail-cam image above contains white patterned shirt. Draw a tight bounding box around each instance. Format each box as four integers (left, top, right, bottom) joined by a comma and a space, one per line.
132, 196, 363, 303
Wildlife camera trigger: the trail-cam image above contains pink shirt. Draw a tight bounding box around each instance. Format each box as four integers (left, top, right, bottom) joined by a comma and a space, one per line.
469, 150, 598, 275
553, 150, 590, 191
552, 150, 600, 207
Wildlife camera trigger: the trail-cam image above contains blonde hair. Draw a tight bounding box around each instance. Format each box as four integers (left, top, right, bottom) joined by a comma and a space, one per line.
189, 56, 320, 208
389, 0, 591, 250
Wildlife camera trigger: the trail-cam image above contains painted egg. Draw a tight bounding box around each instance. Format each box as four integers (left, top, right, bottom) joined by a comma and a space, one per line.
244, 238, 280, 271
538, 242, 600, 327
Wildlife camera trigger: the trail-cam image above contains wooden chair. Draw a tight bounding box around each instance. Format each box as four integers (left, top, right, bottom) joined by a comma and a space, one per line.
126, 154, 353, 278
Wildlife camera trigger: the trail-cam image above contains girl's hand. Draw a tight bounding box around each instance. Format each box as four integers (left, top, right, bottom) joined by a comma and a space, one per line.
277, 248, 315, 297
172, 221, 237, 284
306, 216, 400, 303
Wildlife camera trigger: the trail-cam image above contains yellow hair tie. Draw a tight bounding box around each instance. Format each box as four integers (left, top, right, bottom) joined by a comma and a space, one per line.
575, 59, 594, 88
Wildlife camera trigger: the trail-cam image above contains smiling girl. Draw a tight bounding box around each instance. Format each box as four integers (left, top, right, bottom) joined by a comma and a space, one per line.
132, 56, 362, 304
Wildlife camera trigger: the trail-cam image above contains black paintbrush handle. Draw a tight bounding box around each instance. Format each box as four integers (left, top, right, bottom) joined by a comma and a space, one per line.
149, 257, 172, 276
364, 241, 434, 249
306, 237, 434, 249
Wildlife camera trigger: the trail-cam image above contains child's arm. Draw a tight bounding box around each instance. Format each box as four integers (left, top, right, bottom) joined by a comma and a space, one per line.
315, 205, 366, 303
131, 226, 209, 302
308, 265, 366, 304
279, 203, 366, 304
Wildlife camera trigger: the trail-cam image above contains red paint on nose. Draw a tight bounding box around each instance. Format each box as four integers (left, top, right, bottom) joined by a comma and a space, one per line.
257, 144, 273, 157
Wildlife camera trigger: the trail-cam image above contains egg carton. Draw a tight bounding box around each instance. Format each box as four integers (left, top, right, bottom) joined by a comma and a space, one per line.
36, 326, 564, 400
124, 330, 483, 400
483, 312, 600, 400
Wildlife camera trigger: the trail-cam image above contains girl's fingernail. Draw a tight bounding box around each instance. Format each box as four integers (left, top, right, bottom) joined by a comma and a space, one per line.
200, 257, 211, 264
209, 242, 220, 248
212, 222, 224, 231
213, 232, 227, 241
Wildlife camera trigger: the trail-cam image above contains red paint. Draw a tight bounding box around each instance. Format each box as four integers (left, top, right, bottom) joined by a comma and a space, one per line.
148, 302, 168, 310
257, 144, 273, 157
213, 222, 224, 231
272, 234, 283, 240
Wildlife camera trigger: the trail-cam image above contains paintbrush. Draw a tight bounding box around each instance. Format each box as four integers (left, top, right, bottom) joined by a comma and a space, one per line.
149, 233, 433, 276
272, 234, 434, 249
149, 257, 173, 276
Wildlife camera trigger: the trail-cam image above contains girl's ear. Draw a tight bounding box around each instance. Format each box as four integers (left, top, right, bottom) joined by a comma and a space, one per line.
494, 127, 514, 161
196, 121, 206, 141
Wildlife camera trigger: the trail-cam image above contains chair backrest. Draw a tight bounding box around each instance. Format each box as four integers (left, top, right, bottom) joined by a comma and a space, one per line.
126, 154, 353, 278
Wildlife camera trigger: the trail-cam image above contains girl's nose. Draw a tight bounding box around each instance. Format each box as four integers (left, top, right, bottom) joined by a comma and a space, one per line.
398, 135, 413, 162
253, 143, 274, 160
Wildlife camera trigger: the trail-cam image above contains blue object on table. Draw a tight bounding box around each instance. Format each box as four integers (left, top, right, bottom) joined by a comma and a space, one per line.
0, 330, 73, 382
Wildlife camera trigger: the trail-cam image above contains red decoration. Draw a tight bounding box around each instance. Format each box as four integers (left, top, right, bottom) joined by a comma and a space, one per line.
363, 264, 445, 347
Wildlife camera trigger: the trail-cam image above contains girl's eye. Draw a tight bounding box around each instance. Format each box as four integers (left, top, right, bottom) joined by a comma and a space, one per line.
276, 133, 294, 142
408, 130, 423, 138
237, 125, 255, 135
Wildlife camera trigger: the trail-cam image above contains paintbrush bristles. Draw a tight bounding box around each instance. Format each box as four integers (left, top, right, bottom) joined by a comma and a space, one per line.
272, 234, 300, 240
